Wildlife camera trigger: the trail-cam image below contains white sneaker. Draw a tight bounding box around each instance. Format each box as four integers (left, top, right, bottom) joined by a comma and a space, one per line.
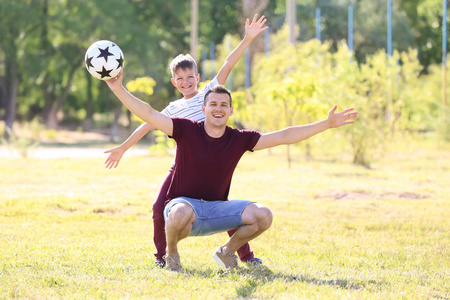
213, 246, 238, 269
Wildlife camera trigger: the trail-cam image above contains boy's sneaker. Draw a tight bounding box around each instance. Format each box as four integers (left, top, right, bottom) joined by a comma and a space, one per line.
246, 257, 263, 265
155, 259, 166, 268
213, 246, 238, 269
163, 254, 182, 272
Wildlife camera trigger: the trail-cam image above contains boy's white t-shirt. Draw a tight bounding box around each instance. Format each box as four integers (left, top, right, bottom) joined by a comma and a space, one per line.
160, 77, 219, 121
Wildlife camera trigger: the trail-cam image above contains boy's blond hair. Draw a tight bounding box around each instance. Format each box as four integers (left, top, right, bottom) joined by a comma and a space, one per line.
169, 54, 198, 77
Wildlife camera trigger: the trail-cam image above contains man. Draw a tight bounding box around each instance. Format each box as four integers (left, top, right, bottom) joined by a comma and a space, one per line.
106, 72, 358, 271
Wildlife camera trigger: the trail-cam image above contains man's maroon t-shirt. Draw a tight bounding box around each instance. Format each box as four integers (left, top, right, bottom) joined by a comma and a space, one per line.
166, 118, 261, 203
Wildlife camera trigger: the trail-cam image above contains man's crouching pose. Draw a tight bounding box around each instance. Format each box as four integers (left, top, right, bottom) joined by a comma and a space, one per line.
106, 71, 357, 271
165, 199, 272, 271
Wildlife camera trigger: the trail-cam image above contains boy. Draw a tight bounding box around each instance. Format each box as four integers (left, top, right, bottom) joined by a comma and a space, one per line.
104, 15, 268, 268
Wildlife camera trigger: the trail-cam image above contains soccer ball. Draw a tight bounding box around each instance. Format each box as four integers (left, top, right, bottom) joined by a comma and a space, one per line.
85, 40, 124, 80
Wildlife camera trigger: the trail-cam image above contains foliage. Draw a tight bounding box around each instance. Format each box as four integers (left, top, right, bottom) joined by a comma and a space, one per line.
149, 130, 176, 155
242, 25, 443, 167
0, 0, 448, 153
412, 63, 450, 141
126, 77, 157, 100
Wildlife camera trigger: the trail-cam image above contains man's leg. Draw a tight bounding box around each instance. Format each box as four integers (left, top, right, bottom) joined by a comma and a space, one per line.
218, 203, 272, 264
152, 169, 173, 265
164, 202, 196, 271
227, 229, 255, 262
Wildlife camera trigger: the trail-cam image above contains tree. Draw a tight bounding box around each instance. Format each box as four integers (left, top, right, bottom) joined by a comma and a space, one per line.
0, 0, 40, 137
248, 28, 329, 165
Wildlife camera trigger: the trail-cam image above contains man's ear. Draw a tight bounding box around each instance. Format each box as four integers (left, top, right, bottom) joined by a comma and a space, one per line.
230, 107, 234, 116
201, 105, 206, 114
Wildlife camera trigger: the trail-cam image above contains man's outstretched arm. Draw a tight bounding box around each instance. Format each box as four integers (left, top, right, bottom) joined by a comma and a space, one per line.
105, 71, 173, 137
253, 105, 358, 151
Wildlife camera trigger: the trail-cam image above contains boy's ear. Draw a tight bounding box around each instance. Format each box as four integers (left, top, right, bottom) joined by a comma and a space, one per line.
170, 78, 176, 87
196, 73, 200, 82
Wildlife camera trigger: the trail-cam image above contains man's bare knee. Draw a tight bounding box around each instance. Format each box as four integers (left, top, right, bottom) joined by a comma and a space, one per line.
242, 203, 273, 230
167, 203, 196, 228
256, 206, 273, 230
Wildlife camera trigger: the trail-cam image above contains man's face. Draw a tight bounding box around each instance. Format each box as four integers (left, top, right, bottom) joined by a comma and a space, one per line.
170, 68, 200, 99
202, 93, 233, 128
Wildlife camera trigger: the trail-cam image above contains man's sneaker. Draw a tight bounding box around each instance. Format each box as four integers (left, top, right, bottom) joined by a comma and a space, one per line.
213, 246, 238, 269
155, 259, 166, 268
246, 257, 263, 265
163, 254, 182, 272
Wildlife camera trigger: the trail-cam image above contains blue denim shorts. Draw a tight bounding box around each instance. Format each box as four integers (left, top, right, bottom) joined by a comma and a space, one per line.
163, 197, 254, 236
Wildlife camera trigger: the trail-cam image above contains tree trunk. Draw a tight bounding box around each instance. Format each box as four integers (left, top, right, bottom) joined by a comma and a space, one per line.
287, 144, 292, 169
45, 63, 80, 129
241, 0, 269, 17
3, 55, 19, 139
190, 0, 199, 61
110, 102, 123, 142
83, 71, 93, 131
240, 0, 270, 86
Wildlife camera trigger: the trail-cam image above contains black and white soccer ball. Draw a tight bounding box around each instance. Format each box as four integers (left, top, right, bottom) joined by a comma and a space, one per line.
85, 40, 124, 80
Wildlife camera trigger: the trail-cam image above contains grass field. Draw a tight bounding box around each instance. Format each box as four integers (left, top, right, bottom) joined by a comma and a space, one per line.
0, 138, 449, 299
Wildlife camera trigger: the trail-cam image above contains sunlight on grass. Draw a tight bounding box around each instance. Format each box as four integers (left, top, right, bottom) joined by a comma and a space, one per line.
1, 139, 449, 299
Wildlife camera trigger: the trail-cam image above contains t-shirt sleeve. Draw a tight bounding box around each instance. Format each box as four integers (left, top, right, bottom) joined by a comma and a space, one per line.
161, 107, 170, 117
170, 118, 196, 141
169, 118, 183, 140
240, 130, 262, 152
200, 76, 219, 93
161, 102, 177, 117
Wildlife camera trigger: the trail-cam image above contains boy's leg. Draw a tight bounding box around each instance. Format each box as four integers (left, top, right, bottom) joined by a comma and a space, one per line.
227, 229, 254, 262
152, 168, 174, 262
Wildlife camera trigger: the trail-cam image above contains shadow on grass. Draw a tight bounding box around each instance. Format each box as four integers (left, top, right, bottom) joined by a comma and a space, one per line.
180, 265, 387, 298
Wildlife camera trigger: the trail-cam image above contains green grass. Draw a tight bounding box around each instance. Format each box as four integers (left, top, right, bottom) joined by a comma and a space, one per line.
0, 139, 449, 299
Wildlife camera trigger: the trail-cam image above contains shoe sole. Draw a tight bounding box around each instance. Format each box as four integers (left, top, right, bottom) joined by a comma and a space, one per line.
213, 248, 227, 268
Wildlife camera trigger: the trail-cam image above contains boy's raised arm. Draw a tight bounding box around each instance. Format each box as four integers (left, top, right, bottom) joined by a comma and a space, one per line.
106, 71, 173, 137
104, 122, 155, 169
216, 14, 268, 85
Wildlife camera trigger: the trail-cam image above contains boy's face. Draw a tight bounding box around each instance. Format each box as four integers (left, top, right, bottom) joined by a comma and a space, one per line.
171, 67, 200, 99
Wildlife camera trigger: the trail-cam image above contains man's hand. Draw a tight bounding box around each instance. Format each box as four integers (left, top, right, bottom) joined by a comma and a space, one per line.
245, 14, 268, 40
104, 146, 125, 169
327, 105, 358, 128
105, 70, 124, 92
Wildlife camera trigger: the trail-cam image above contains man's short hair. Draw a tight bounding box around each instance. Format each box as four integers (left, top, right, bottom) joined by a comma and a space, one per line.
169, 54, 198, 77
204, 85, 232, 107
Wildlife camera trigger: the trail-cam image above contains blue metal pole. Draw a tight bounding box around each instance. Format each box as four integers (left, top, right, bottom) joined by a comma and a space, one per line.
387, 0, 393, 56
245, 48, 250, 90
443, 0, 448, 107
348, 4, 354, 53
316, 7, 321, 42
386, 0, 393, 121
227, 38, 233, 92
210, 42, 215, 79
443, 0, 448, 67
201, 49, 207, 82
